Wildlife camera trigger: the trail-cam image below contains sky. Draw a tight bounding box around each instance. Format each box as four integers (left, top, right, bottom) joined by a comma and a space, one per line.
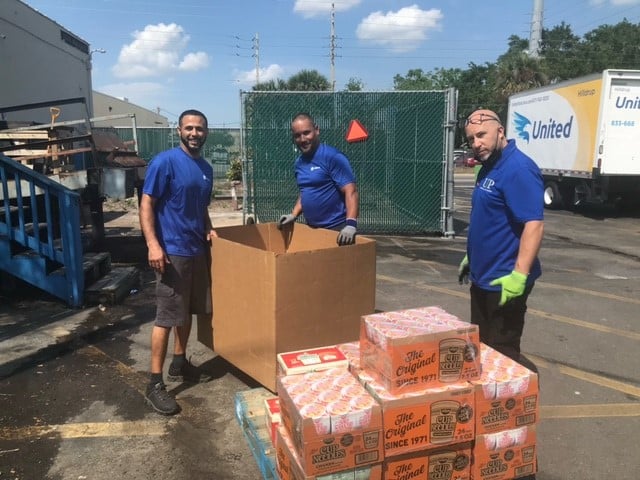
24, 0, 640, 127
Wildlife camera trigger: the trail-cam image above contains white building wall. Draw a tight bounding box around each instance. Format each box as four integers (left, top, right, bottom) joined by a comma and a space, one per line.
0, 0, 93, 125
92, 91, 169, 128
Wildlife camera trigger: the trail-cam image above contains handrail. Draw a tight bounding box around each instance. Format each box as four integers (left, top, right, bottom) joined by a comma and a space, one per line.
0, 153, 83, 306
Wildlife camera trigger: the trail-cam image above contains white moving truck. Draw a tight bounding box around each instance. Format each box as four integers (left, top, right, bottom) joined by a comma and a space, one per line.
506, 69, 640, 208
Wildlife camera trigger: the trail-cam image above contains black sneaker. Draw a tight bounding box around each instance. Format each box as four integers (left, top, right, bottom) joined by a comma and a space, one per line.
167, 360, 212, 383
145, 382, 179, 415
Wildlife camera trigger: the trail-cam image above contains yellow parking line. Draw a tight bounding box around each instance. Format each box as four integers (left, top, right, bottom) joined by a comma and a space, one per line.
0, 421, 169, 441
537, 281, 640, 305
376, 275, 640, 340
528, 354, 640, 398
527, 308, 640, 340
541, 403, 640, 419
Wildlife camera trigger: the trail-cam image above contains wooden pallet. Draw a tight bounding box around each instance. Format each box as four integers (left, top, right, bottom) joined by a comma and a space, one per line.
234, 388, 278, 480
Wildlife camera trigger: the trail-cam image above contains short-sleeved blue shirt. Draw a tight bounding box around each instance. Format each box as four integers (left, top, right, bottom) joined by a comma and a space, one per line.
468, 139, 544, 290
294, 143, 356, 228
142, 147, 213, 257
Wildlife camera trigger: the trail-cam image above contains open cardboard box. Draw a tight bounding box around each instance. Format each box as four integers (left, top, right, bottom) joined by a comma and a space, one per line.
198, 222, 376, 391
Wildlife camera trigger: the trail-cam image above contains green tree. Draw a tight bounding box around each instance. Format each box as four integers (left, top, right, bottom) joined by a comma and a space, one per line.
287, 69, 331, 91
539, 22, 584, 81
393, 69, 434, 90
253, 79, 288, 91
580, 20, 640, 73
344, 77, 364, 91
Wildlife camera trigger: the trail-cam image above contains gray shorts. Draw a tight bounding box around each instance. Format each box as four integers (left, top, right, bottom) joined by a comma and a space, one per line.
154, 253, 211, 328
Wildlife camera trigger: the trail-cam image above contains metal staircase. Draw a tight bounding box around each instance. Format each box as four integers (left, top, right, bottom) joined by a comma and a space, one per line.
0, 153, 135, 307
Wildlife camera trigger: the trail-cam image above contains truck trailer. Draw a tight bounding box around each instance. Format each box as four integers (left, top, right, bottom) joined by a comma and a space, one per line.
506, 69, 640, 208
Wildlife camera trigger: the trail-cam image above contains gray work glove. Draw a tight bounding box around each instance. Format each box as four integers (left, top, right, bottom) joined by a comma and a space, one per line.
277, 214, 297, 230
458, 254, 470, 285
337, 225, 357, 246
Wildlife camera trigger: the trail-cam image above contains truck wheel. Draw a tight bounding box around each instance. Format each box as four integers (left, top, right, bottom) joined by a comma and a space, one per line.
544, 182, 563, 209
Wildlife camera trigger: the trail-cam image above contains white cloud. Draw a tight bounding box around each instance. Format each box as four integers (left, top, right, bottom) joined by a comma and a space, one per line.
294, 0, 361, 19
179, 52, 209, 71
356, 5, 443, 53
234, 64, 285, 86
112, 23, 209, 79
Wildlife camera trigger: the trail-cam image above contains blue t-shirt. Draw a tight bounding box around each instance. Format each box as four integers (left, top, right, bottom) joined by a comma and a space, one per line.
294, 143, 356, 229
468, 140, 544, 290
142, 147, 213, 257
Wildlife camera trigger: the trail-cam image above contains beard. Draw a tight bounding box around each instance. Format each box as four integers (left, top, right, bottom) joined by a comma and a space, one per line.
180, 135, 204, 155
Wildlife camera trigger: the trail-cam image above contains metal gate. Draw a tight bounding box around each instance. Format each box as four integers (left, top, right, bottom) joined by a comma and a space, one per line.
240, 90, 457, 235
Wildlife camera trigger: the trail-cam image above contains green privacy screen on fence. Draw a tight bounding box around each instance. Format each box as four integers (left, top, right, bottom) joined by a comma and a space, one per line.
241, 90, 457, 236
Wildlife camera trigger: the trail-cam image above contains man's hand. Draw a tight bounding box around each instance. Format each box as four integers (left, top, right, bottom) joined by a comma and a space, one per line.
458, 255, 470, 285
148, 244, 170, 274
337, 225, 356, 246
489, 270, 527, 305
277, 214, 297, 230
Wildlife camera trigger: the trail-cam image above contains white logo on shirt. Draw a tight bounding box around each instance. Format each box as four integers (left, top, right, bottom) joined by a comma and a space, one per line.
480, 178, 495, 192
310, 166, 320, 171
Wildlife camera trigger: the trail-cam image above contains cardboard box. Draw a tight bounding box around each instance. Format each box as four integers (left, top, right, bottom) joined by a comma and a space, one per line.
472, 344, 539, 435
278, 345, 349, 376
362, 371, 475, 457
276, 427, 383, 480
337, 341, 362, 373
472, 425, 537, 480
382, 443, 472, 480
360, 307, 481, 395
277, 368, 384, 476
264, 396, 281, 446
209, 222, 376, 391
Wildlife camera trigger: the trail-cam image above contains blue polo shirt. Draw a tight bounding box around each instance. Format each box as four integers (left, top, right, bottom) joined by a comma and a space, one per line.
468, 140, 544, 290
294, 143, 356, 229
143, 147, 213, 257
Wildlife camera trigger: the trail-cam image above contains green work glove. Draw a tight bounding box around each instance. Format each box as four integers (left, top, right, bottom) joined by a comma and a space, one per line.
489, 270, 527, 305
458, 254, 470, 285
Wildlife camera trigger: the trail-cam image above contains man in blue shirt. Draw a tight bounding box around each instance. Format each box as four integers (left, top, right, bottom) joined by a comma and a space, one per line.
140, 109, 216, 415
278, 113, 359, 246
459, 109, 544, 375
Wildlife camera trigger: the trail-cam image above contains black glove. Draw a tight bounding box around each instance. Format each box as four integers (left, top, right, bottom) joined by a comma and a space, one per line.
458, 254, 470, 285
277, 214, 297, 230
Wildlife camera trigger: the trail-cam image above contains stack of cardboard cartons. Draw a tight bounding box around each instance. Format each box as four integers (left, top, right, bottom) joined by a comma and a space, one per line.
275, 367, 384, 479
270, 307, 539, 480
469, 345, 539, 479
357, 307, 480, 480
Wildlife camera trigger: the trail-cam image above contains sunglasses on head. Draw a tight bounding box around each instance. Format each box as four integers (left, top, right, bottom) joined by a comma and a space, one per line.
465, 113, 501, 126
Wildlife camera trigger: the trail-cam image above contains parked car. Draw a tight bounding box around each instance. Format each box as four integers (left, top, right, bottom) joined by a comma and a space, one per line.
464, 155, 480, 167
453, 149, 479, 168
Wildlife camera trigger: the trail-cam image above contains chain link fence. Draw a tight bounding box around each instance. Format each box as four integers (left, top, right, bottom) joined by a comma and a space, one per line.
241, 90, 457, 235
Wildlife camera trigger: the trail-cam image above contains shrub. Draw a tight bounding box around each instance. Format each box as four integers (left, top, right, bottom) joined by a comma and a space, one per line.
226, 159, 242, 182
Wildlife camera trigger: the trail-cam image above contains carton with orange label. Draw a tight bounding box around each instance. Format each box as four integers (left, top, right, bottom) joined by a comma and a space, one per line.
471, 344, 539, 436
472, 425, 537, 480
382, 443, 472, 480
276, 426, 383, 480
360, 307, 481, 395
277, 368, 384, 477
362, 370, 475, 457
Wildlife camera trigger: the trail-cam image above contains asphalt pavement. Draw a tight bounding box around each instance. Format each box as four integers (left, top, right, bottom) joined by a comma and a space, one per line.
1, 185, 639, 479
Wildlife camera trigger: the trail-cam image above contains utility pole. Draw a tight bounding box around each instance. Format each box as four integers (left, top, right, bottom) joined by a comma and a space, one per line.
529, 0, 544, 58
330, 3, 336, 91
252, 33, 260, 86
